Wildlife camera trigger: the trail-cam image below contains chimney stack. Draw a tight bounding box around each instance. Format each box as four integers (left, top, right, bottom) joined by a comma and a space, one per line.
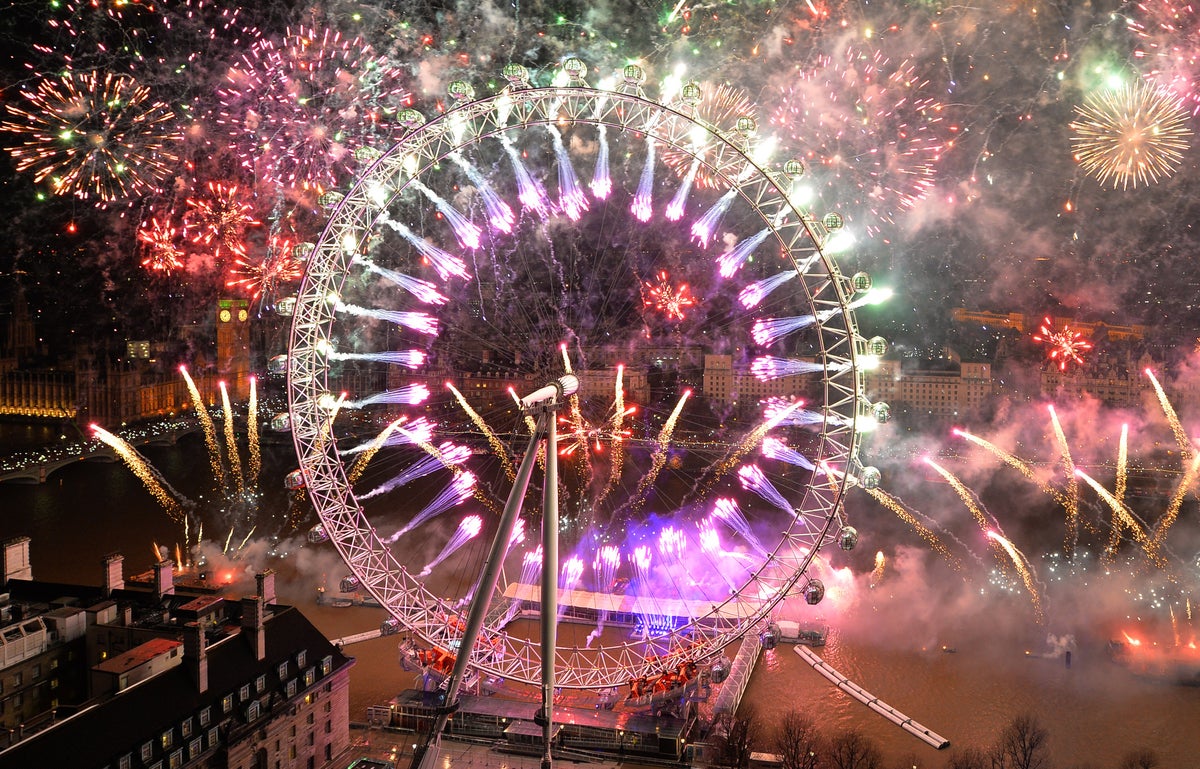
184, 622, 208, 693
153, 559, 175, 598
256, 570, 276, 606
241, 596, 266, 661
102, 553, 124, 596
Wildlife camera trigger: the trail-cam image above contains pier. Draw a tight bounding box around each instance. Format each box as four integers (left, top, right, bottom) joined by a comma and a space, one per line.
793, 644, 950, 750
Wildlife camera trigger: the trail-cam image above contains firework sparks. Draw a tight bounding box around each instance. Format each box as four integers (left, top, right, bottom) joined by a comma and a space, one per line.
1070, 80, 1191, 189
418, 515, 483, 577
185, 182, 260, 260
1145, 368, 1193, 461
664, 157, 701, 221
446, 382, 516, 481
180, 365, 225, 488
547, 125, 588, 220
91, 424, 190, 523
1033, 318, 1092, 372
377, 214, 469, 281
642, 271, 696, 321
631, 138, 656, 222
870, 550, 886, 587
661, 83, 756, 190
137, 216, 185, 273
356, 258, 448, 305
1, 69, 181, 203
864, 487, 961, 569
717, 228, 772, 278
591, 123, 613, 200
385, 472, 476, 542
1048, 405, 1081, 554
227, 237, 303, 308
1148, 453, 1200, 561
986, 531, 1044, 623
739, 270, 798, 309
347, 417, 408, 484
633, 390, 692, 506
336, 303, 438, 335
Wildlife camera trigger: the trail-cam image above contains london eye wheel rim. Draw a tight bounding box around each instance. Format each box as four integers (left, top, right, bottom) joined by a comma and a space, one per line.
287, 80, 869, 690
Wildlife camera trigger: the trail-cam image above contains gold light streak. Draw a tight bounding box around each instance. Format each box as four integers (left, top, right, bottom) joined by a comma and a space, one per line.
1074, 469, 1148, 545
925, 457, 1008, 566
863, 487, 961, 570
634, 390, 692, 506
1145, 368, 1192, 463
598, 365, 629, 508
870, 550, 886, 587
93, 424, 186, 523
954, 428, 1064, 504
986, 530, 1044, 624
248, 376, 261, 487
1148, 452, 1200, 562
181, 365, 225, 488
348, 417, 408, 484
1106, 423, 1130, 562
447, 382, 515, 481
1048, 405, 1079, 553
219, 382, 245, 495
1070, 81, 1191, 190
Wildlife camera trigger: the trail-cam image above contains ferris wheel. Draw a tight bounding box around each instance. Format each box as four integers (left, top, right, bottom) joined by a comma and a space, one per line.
286, 60, 886, 692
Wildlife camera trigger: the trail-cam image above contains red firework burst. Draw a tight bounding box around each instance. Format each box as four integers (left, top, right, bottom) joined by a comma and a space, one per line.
643, 271, 696, 321
227, 236, 304, 306
137, 216, 185, 273
1033, 318, 1093, 371
185, 181, 260, 259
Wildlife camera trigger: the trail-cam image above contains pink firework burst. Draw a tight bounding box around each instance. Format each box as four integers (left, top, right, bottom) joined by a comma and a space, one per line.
1129, 1, 1200, 114
768, 43, 949, 235
642, 271, 696, 321
137, 216, 185, 273
217, 24, 411, 195
227, 236, 304, 307
1033, 318, 1093, 372
185, 181, 260, 260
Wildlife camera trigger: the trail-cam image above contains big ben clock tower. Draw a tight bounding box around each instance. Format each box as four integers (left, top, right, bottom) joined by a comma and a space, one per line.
216, 297, 251, 400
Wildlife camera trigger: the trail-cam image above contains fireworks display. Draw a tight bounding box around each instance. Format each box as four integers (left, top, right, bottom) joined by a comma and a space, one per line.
1033, 318, 1093, 372
1070, 80, 1192, 189
1, 70, 181, 203
641, 271, 696, 321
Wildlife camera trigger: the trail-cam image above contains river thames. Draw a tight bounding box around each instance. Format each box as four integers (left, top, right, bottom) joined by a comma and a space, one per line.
1, 426, 1198, 767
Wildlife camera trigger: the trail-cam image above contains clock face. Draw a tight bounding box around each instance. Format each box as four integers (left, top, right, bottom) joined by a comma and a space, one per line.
219, 309, 232, 323
238, 309, 249, 322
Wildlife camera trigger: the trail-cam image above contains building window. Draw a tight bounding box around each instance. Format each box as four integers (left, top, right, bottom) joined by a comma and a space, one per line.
222, 694, 234, 713
188, 738, 202, 759
199, 706, 211, 727
304, 668, 315, 687
240, 683, 251, 701
31, 664, 40, 680
12, 673, 21, 687
247, 700, 261, 720
181, 717, 193, 738
118, 754, 132, 769
161, 729, 173, 750
296, 650, 307, 668
141, 742, 153, 762
256, 674, 267, 693
168, 748, 183, 769
325, 720, 332, 734
277, 661, 289, 680
286, 679, 298, 698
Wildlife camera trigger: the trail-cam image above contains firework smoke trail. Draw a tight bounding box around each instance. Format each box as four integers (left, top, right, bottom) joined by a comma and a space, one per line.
738, 464, 794, 516
633, 390, 692, 506
923, 458, 997, 533
751, 356, 823, 381
218, 382, 244, 495
870, 550, 886, 587
418, 515, 483, 577
1074, 469, 1149, 547
449, 153, 515, 232
547, 125, 588, 220
665, 158, 701, 221
180, 366, 225, 488
499, 134, 550, 214
248, 377, 260, 489
631, 138, 656, 221
1145, 368, 1193, 462
593, 545, 621, 591
330, 350, 428, 369
377, 214, 469, 281
739, 271, 797, 309
337, 303, 438, 335
953, 428, 1064, 504
1048, 405, 1081, 554
408, 178, 483, 249
591, 124, 612, 200
348, 417, 408, 483
712, 497, 768, 557
358, 442, 471, 500
91, 425, 189, 523
446, 382, 516, 481
521, 547, 543, 585
385, 472, 476, 541
692, 189, 737, 247
356, 259, 448, 305
717, 228, 771, 278
761, 437, 814, 471
348, 384, 430, 408
986, 531, 1045, 624
863, 487, 962, 570
1148, 453, 1200, 561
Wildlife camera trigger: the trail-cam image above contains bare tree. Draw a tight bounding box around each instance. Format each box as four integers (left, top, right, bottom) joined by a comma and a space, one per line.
946, 746, 988, 769
1118, 748, 1159, 769
990, 713, 1051, 769
774, 710, 825, 769
710, 707, 761, 769
828, 729, 882, 769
